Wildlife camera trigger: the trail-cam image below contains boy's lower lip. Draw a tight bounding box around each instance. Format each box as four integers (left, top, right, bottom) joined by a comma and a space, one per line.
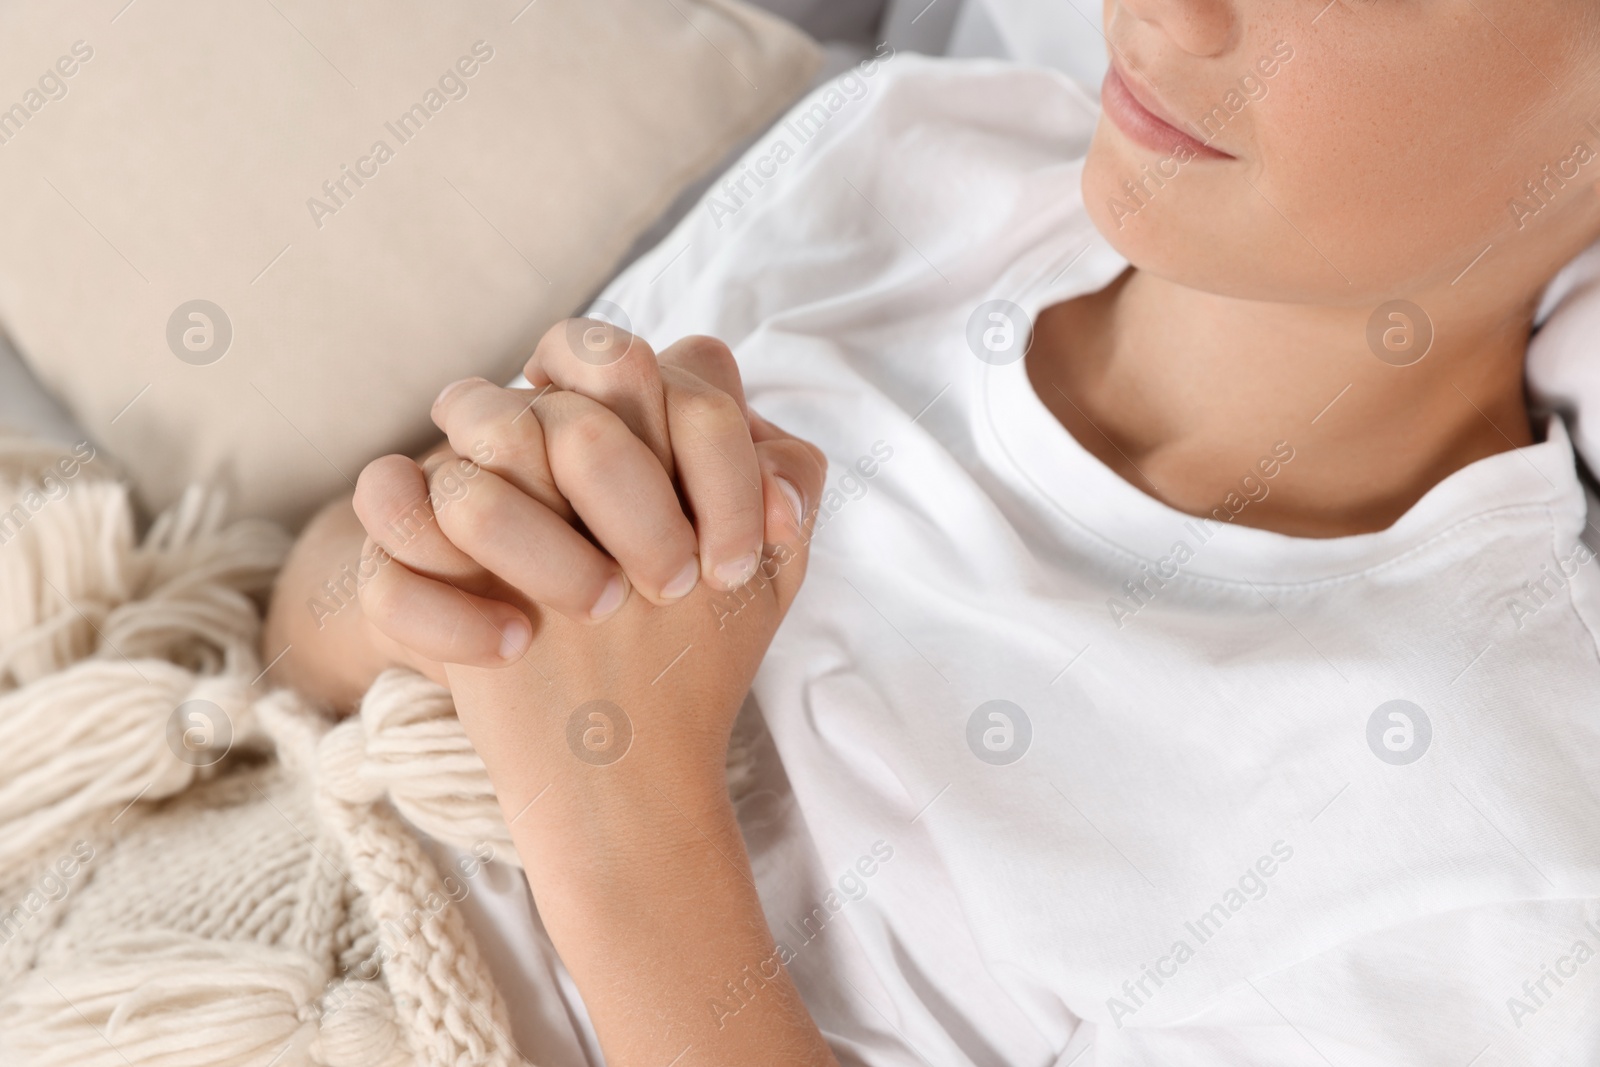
1101, 64, 1234, 162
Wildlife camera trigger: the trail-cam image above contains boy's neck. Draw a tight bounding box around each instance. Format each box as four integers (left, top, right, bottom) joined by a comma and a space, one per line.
1027, 267, 1537, 538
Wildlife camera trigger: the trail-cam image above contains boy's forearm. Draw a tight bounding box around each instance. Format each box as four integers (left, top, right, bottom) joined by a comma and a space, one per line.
499, 739, 837, 1066
444, 661, 837, 1067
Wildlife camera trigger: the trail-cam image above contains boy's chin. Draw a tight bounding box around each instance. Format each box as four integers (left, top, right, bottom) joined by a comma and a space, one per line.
1082, 138, 1453, 307
1080, 178, 1374, 306
1079, 139, 1218, 285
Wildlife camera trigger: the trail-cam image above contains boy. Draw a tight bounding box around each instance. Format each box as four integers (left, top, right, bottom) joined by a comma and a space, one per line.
269, 4, 1600, 1063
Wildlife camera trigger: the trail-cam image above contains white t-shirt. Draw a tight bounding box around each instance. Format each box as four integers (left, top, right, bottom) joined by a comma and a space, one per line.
453, 55, 1600, 1066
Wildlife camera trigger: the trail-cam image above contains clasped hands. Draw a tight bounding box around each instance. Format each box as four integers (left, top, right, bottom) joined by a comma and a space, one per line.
349, 319, 827, 796
337, 319, 841, 1066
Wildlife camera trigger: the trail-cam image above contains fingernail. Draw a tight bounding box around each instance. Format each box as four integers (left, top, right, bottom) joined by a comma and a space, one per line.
714, 552, 759, 592
590, 573, 627, 619
776, 476, 805, 526
498, 617, 531, 660
661, 559, 700, 600
433, 378, 474, 411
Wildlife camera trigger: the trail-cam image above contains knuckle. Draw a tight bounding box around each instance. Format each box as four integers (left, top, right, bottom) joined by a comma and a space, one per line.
678, 389, 745, 440
608, 327, 659, 365
531, 389, 585, 428
361, 501, 434, 553
609, 352, 663, 394
432, 486, 494, 550
353, 456, 416, 520
530, 320, 576, 372
474, 416, 544, 475
534, 317, 656, 372
609, 327, 656, 368
563, 406, 617, 453
425, 459, 477, 511
358, 565, 408, 625
384, 499, 438, 554
678, 334, 738, 374
350, 483, 384, 534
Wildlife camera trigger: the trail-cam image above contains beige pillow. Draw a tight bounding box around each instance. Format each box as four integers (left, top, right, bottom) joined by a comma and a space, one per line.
0, 0, 817, 528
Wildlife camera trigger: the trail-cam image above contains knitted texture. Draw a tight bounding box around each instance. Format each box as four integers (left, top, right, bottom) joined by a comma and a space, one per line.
0, 434, 530, 1067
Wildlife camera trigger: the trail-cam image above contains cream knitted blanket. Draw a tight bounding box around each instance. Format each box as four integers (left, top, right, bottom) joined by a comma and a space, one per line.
0, 433, 532, 1067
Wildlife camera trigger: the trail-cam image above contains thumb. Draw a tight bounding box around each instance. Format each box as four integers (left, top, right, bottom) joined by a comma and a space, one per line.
750, 411, 828, 610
